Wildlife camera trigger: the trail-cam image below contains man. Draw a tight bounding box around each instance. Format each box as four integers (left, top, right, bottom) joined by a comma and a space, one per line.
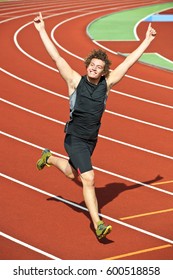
34, 12, 156, 239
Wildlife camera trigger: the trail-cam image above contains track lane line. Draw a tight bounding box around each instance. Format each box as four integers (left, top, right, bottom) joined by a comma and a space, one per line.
8, 4, 173, 90
1, 66, 172, 110
105, 109, 173, 132
0, 67, 68, 99
0, 0, 92, 15
1, 63, 173, 118
0, 0, 123, 16
104, 244, 173, 260
152, 180, 173, 186
2, 98, 173, 159
1, 98, 65, 125
10, 19, 173, 109
120, 208, 173, 220
1, 131, 173, 196
1, 0, 172, 260
110, 89, 173, 109
0, 232, 60, 260
1, 173, 173, 244
2, 97, 173, 132
50, 13, 173, 90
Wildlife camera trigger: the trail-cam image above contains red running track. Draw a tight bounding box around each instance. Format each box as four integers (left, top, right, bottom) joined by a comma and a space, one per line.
0, 0, 173, 260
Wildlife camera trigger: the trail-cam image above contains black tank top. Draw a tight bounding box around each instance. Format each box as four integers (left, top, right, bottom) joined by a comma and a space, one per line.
66, 75, 107, 140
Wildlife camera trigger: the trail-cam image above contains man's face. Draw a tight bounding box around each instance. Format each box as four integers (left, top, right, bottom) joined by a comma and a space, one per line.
86, 58, 105, 79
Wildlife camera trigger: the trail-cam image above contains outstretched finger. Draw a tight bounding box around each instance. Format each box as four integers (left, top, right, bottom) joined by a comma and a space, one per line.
39, 12, 42, 19
34, 12, 42, 23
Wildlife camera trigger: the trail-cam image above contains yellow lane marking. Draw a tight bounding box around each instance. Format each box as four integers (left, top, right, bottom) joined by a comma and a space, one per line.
120, 208, 173, 220
152, 180, 173, 186
104, 244, 172, 260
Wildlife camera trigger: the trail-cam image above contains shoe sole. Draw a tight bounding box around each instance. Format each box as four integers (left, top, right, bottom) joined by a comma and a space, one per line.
98, 225, 112, 239
37, 160, 51, 170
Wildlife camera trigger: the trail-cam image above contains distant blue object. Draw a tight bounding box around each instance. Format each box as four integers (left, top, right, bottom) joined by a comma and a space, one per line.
145, 15, 173, 22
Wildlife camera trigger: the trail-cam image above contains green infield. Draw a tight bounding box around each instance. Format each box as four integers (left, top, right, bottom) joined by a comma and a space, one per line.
87, 3, 173, 71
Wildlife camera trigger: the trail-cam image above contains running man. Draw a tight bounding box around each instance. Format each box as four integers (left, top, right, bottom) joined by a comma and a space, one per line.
34, 12, 156, 240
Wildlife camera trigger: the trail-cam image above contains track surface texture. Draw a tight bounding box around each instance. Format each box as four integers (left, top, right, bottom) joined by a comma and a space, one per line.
0, 0, 173, 260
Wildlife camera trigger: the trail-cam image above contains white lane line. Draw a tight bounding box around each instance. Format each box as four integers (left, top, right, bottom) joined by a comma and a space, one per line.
1, 0, 172, 258
2, 97, 173, 132
8, 2, 172, 90
1, 131, 173, 196
0, 0, 82, 14
106, 109, 173, 132
0, 2, 61, 15
1, 65, 173, 114
1, 98, 65, 125
1, 6, 172, 116
111, 88, 173, 109
1, 173, 173, 244
50, 14, 173, 90
1, 98, 173, 160
0, 1, 104, 24
99, 134, 173, 160
0, 0, 118, 15
0, 231, 60, 260
0, 67, 68, 100
15, 22, 173, 109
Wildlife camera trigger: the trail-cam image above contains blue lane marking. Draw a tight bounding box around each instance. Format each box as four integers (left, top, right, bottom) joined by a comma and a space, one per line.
145, 15, 173, 22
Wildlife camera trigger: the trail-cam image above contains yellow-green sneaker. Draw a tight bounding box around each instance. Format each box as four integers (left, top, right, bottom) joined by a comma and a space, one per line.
96, 221, 112, 239
36, 149, 52, 170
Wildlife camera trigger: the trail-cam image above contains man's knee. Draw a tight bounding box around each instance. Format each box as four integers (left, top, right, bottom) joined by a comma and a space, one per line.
80, 170, 95, 187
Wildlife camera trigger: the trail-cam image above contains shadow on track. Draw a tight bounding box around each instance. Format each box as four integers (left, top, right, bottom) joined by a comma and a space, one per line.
47, 175, 163, 243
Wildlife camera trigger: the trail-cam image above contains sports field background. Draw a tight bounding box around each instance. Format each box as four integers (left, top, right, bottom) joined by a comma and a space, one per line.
88, 2, 173, 71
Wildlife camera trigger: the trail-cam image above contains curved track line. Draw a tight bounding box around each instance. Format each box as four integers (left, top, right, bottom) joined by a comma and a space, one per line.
1, 98, 65, 124
0, 3, 64, 16
0, 0, 107, 24
1, 131, 173, 196
1, 0, 173, 260
99, 134, 173, 160
14, 22, 59, 73
93, 39, 173, 79
2, 99, 173, 159
10, 4, 173, 90
1, 64, 173, 110
0, 67, 68, 100
156, 52, 173, 64
87, 3, 173, 69
3, 97, 172, 132
0, 232, 60, 260
50, 12, 173, 90
134, 6, 172, 41
105, 109, 173, 132
110, 88, 173, 109
1, 173, 173, 245
2, 50, 173, 109
1, 0, 99, 14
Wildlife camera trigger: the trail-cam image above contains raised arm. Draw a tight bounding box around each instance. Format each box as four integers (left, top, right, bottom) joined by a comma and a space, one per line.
34, 13, 81, 95
107, 23, 157, 89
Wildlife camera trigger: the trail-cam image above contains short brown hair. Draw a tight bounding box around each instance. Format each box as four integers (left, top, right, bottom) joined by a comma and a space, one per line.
84, 49, 111, 76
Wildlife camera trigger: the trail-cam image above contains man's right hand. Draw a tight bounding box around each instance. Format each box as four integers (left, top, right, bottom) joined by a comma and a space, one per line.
34, 12, 45, 31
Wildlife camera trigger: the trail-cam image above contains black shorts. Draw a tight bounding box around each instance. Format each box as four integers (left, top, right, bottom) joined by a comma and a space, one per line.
64, 134, 97, 174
